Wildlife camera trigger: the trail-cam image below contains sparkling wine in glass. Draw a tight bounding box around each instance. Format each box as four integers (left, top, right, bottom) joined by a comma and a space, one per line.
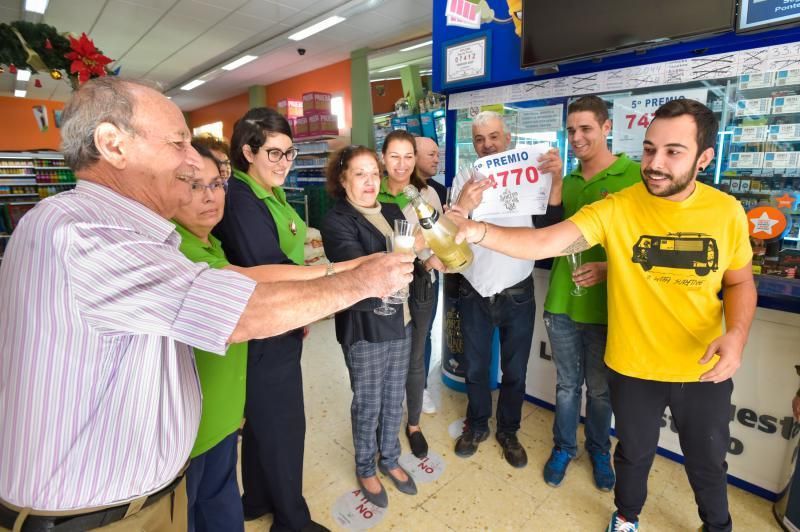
386, 220, 416, 304
566, 252, 587, 297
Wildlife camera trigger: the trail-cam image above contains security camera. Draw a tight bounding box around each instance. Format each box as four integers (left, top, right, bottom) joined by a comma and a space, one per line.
297, 48, 306, 56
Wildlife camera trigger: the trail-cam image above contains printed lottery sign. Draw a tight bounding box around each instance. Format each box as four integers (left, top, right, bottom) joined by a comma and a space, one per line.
470, 144, 553, 220
398, 451, 446, 483
331, 489, 387, 529
612, 88, 708, 158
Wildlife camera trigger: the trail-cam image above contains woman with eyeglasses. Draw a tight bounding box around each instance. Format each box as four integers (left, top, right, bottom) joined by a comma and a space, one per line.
377, 130, 444, 461
211, 108, 327, 532
320, 145, 426, 508
192, 133, 232, 179
175, 140, 364, 531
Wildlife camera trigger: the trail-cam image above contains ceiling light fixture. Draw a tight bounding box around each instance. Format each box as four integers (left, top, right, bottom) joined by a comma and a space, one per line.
17, 69, 31, 82
25, 0, 48, 14
399, 40, 432, 52
222, 55, 258, 71
288, 16, 346, 41
14, 89, 27, 98
181, 79, 206, 91
377, 63, 408, 73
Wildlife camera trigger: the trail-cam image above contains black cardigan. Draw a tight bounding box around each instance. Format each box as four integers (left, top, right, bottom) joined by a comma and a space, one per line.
320, 199, 408, 347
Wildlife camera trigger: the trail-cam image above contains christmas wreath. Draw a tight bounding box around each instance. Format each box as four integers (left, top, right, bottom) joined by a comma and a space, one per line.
0, 20, 116, 90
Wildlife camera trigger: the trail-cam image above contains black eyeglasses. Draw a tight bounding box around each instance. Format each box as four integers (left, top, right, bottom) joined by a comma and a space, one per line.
261, 147, 299, 163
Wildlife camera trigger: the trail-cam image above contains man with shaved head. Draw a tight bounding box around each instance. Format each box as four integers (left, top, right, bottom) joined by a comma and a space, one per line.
0, 78, 412, 531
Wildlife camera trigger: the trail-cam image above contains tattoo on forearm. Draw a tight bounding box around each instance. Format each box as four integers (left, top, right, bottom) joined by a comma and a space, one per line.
560, 236, 590, 255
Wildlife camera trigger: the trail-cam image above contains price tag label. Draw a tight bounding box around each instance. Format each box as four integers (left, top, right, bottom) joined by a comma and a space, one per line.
738, 72, 775, 89
729, 152, 765, 169
775, 69, 800, 86
764, 151, 800, 169
732, 126, 768, 143
470, 144, 552, 220
398, 451, 446, 483
331, 489, 387, 529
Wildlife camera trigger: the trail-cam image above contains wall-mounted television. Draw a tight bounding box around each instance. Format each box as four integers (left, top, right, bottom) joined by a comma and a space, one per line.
521, 0, 735, 69
738, 0, 800, 33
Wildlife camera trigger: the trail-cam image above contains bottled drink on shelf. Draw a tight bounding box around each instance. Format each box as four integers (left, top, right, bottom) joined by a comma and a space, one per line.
403, 184, 473, 273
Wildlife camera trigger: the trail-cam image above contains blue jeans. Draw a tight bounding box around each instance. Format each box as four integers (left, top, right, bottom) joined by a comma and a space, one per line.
186, 431, 244, 532
543, 311, 611, 456
459, 276, 534, 434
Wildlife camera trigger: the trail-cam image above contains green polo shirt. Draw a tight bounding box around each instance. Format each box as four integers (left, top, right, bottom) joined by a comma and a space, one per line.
377, 178, 410, 210
544, 154, 641, 324
233, 169, 307, 266
174, 223, 248, 458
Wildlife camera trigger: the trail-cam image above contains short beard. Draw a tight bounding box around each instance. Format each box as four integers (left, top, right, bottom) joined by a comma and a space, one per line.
641, 154, 700, 198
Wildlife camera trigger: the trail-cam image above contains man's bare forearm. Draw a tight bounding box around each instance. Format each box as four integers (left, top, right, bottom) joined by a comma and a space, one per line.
478, 219, 587, 260
230, 271, 370, 343
722, 274, 757, 341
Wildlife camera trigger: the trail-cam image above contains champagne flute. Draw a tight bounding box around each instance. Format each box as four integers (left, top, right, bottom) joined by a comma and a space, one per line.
387, 219, 416, 304
566, 252, 587, 296
374, 239, 397, 315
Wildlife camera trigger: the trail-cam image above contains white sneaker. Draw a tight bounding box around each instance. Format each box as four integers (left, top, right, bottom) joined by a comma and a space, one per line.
422, 389, 437, 414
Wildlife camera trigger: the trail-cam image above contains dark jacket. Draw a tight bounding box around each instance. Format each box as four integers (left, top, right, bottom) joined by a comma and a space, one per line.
212, 176, 303, 367
321, 198, 408, 347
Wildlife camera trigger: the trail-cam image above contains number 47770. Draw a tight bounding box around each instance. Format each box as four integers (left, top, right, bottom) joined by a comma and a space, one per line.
486, 166, 540, 188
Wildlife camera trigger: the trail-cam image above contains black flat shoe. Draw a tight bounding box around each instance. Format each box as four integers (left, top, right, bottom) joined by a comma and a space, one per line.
378, 463, 417, 495
357, 475, 388, 508
406, 426, 428, 458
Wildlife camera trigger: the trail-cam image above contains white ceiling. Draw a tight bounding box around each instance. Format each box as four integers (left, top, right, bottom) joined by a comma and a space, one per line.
0, 0, 433, 110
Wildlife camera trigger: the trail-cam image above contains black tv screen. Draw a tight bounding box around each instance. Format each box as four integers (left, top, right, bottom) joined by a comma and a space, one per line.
521, 0, 735, 68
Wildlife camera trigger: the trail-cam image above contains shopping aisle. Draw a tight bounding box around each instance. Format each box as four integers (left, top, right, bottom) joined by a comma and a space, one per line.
243, 318, 778, 531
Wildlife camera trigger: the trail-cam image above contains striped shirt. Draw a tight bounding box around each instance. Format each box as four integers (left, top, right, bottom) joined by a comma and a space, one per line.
0, 181, 256, 511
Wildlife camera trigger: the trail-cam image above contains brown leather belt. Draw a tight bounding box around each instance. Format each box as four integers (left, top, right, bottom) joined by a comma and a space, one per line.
0, 473, 184, 532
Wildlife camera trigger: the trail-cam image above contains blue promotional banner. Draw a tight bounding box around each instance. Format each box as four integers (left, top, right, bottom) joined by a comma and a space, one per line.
739, 0, 800, 32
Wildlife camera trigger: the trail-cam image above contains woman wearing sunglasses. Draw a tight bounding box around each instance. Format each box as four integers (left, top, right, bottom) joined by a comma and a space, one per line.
212, 108, 326, 532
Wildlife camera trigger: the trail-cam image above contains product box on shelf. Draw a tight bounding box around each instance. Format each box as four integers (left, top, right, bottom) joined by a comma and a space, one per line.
405, 114, 423, 136
729, 152, 765, 169
302, 92, 331, 115
773, 95, 800, 114
768, 124, 800, 141
277, 99, 304, 119
307, 114, 338, 136
775, 69, 800, 86
764, 151, 800, 169
732, 126, 768, 143
739, 72, 775, 89
735, 98, 772, 117
294, 116, 310, 138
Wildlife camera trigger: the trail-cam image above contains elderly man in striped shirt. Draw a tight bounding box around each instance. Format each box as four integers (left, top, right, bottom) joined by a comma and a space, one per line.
0, 78, 413, 532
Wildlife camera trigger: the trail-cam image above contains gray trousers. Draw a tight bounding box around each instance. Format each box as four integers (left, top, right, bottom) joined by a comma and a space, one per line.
343, 325, 411, 477
406, 288, 436, 426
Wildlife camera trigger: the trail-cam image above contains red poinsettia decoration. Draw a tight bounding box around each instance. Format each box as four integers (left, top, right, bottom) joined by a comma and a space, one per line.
64, 32, 112, 84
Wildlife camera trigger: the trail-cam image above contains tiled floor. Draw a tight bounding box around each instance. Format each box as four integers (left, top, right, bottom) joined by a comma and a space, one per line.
243, 318, 780, 531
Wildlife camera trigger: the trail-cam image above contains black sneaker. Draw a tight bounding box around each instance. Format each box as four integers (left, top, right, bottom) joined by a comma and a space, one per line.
496, 432, 528, 468
454, 427, 489, 457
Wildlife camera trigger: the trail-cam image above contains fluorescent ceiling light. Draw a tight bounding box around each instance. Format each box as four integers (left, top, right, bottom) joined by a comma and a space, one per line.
17, 69, 31, 82
181, 79, 206, 91
25, 0, 48, 14
222, 55, 258, 71
377, 63, 407, 73
288, 16, 346, 41
400, 40, 432, 52
14, 89, 26, 98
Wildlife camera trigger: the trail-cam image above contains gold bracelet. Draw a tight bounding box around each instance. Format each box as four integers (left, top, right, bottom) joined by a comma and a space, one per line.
474, 221, 488, 244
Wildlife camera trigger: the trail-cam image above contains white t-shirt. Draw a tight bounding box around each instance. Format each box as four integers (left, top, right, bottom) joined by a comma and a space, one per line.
451, 169, 535, 297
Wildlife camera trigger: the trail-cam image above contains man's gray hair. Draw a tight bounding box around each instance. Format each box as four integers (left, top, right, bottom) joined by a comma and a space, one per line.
471, 110, 509, 135
61, 78, 158, 171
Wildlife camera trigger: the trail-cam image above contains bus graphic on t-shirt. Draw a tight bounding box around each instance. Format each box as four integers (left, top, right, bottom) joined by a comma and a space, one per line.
631, 232, 719, 276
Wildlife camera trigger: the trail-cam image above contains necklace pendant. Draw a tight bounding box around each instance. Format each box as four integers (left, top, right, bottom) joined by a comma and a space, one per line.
289, 219, 297, 236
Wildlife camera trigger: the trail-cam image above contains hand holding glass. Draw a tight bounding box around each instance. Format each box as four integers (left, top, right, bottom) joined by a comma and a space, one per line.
566, 253, 587, 296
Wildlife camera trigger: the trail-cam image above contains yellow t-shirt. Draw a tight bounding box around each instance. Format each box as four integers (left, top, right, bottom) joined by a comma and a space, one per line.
569, 182, 752, 382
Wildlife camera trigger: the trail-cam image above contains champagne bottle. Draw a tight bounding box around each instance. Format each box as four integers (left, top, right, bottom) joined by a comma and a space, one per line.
403, 184, 473, 273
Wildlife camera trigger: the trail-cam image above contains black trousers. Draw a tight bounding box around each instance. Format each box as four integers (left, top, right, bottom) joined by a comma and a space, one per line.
241, 332, 311, 532
609, 370, 733, 532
